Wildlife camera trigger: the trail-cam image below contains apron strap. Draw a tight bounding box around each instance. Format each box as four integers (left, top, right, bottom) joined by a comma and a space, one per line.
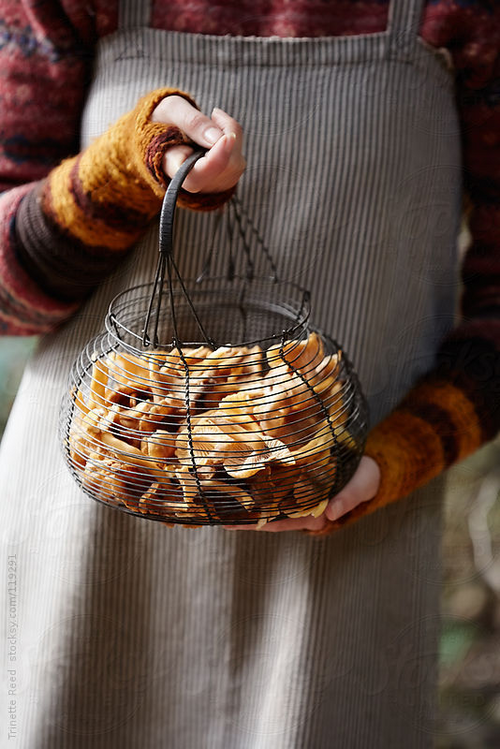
118, 0, 152, 30
387, 0, 425, 57
115, 0, 423, 52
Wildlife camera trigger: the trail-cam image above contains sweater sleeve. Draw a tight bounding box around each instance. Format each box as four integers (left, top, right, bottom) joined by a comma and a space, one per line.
307, 3, 500, 537
0, 3, 234, 336
0, 0, 95, 334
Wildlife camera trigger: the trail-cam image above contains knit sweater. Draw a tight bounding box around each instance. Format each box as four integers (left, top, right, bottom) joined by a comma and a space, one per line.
0, 0, 499, 533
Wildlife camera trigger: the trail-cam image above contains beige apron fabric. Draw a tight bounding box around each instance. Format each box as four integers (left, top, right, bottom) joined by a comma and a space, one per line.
1, 1, 462, 746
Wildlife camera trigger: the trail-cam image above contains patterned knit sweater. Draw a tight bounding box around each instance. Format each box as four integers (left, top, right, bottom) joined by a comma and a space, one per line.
0, 0, 499, 533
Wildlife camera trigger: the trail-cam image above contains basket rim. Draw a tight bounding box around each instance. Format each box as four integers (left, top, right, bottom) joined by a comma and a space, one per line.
105, 275, 313, 351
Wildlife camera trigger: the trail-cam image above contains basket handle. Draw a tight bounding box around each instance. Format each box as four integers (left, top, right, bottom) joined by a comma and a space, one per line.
143, 147, 213, 348
159, 147, 206, 258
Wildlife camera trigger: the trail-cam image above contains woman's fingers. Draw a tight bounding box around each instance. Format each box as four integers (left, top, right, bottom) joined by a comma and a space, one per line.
179, 131, 245, 193
151, 95, 224, 147
151, 95, 246, 193
163, 144, 195, 178
325, 456, 380, 521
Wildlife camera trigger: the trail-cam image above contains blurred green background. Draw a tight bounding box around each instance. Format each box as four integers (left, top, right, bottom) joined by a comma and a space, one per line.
0, 337, 37, 435
1, 336, 499, 747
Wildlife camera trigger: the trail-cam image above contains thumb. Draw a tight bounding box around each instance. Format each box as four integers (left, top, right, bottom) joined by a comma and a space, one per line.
325, 456, 380, 521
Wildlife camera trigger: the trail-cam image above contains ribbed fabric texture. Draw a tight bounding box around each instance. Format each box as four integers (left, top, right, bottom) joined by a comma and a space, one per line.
0, 1, 463, 746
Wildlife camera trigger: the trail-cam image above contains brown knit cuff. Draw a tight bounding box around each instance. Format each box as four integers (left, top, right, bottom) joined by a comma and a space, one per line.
132, 87, 197, 198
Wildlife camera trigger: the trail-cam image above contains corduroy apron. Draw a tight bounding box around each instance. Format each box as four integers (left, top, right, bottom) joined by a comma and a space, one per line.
1, 0, 462, 746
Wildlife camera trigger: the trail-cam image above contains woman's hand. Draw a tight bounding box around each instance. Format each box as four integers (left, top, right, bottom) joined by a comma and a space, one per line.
151, 95, 246, 193
223, 456, 381, 533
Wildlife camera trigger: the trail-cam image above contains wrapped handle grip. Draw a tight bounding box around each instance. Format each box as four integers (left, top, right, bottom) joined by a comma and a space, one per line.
159, 148, 206, 258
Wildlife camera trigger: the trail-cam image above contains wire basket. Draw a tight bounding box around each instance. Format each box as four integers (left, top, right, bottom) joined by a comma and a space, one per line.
60, 151, 369, 527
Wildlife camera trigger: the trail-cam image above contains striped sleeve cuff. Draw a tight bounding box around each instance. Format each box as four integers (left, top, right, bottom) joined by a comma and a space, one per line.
0, 184, 79, 334
305, 327, 500, 537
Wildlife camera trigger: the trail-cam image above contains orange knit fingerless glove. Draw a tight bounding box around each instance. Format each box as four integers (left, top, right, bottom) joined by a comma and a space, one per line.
41, 87, 235, 253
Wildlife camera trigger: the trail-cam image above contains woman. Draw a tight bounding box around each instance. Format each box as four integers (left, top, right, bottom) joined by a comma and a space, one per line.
0, 0, 498, 746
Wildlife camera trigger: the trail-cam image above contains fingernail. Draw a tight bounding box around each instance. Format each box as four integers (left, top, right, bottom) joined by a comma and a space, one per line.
204, 126, 222, 145
219, 132, 237, 152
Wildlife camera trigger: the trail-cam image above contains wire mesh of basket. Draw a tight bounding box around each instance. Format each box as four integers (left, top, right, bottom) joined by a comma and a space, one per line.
59, 150, 369, 527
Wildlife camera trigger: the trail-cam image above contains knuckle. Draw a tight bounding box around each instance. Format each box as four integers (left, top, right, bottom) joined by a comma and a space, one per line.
225, 158, 244, 175
153, 94, 182, 121
229, 152, 246, 171
186, 111, 208, 133
227, 164, 245, 184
